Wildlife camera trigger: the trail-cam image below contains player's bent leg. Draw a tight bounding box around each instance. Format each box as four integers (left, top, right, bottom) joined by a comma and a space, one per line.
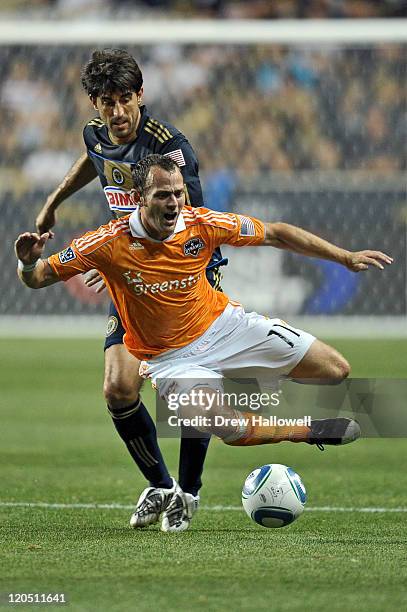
224, 341, 357, 448
171, 383, 359, 450
220, 330, 355, 447
285, 340, 359, 447
288, 339, 351, 383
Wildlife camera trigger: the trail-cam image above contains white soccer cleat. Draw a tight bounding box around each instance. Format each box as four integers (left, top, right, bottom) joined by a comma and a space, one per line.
130, 478, 177, 528
161, 490, 199, 533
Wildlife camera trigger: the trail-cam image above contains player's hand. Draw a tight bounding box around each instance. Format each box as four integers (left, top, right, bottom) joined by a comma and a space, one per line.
345, 250, 393, 272
14, 232, 51, 264
83, 269, 106, 293
36, 206, 56, 238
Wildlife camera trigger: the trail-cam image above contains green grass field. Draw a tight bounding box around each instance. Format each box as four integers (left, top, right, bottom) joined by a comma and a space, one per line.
1, 338, 406, 611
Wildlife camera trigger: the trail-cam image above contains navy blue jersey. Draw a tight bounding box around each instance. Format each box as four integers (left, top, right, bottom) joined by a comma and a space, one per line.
83, 105, 203, 216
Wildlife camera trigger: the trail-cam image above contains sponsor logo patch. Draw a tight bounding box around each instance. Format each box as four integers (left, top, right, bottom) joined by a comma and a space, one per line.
123, 270, 201, 296
164, 149, 186, 167
106, 315, 119, 337
183, 237, 205, 257
58, 246, 76, 264
238, 215, 255, 237
104, 186, 135, 212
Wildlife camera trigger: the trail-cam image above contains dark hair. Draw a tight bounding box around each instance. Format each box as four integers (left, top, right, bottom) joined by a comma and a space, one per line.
81, 48, 143, 98
131, 154, 180, 197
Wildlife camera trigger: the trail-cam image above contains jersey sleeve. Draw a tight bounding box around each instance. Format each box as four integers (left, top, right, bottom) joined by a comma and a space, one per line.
161, 136, 204, 207
199, 210, 265, 250
48, 229, 113, 281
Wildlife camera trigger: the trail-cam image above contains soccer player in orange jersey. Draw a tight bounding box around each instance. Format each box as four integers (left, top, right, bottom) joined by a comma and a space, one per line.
16, 154, 393, 531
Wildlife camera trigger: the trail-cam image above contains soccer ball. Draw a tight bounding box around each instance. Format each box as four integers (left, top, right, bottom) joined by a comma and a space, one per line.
242, 463, 307, 528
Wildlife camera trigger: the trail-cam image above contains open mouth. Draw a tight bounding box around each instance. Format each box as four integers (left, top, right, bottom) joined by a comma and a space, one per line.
164, 212, 177, 222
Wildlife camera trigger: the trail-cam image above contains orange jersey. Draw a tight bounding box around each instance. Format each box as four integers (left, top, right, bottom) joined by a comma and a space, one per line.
48, 206, 265, 360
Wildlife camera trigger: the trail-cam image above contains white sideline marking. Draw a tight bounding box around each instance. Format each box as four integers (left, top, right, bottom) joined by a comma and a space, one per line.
0, 501, 406, 513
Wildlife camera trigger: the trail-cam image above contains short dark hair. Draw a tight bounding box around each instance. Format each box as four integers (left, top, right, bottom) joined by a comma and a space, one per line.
81, 48, 143, 98
131, 154, 181, 197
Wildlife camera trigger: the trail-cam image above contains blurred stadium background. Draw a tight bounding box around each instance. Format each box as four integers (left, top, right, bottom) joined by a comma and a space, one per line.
0, 2, 406, 339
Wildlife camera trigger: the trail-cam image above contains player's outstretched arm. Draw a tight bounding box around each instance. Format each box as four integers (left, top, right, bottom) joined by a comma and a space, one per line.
263, 222, 393, 272
15, 232, 59, 289
36, 153, 97, 236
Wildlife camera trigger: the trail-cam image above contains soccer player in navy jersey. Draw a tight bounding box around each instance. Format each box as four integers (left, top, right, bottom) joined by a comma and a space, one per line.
35, 48, 226, 532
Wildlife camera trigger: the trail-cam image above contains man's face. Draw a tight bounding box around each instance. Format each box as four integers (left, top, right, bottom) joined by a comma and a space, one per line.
139, 166, 185, 240
92, 89, 143, 144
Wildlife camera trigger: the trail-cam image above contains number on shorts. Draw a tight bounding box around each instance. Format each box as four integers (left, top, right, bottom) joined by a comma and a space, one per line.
267, 324, 300, 348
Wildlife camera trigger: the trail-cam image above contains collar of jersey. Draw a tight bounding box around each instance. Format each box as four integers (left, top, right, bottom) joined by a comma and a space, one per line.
129, 206, 186, 242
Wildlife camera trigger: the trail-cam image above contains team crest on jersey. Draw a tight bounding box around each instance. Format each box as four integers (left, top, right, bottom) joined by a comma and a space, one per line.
58, 246, 76, 264
183, 237, 205, 257
112, 168, 125, 185
94, 143, 102, 154
106, 316, 119, 337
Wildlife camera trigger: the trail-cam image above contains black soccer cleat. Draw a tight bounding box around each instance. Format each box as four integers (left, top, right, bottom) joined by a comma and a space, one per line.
308, 418, 361, 450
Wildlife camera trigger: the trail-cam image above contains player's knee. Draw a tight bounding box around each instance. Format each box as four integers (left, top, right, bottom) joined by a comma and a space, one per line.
327, 356, 351, 383
103, 374, 141, 408
340, 357, 351, 380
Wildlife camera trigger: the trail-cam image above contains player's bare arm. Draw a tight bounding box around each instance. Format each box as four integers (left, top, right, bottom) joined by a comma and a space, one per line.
36, 153, 98, 235
15, 232, 59, 289
262, 222, 393, 272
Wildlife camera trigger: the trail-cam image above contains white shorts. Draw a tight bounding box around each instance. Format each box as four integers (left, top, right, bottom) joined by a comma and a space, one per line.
140, 304, 315, 400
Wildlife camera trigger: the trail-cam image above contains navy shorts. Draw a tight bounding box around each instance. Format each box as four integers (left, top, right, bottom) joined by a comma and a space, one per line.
104, 249, 228, 351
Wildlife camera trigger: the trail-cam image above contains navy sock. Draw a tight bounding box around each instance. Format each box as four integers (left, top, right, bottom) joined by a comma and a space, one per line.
109, 399, 173, 489
178, 427, 211, 496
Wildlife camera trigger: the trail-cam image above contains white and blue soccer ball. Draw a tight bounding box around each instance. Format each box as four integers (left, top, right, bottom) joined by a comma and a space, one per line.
242, 463, 307, 528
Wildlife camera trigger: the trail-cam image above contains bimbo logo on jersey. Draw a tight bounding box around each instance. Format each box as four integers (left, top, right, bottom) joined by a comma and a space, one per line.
123, 270, 201, 296
104, 186, 136, 212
